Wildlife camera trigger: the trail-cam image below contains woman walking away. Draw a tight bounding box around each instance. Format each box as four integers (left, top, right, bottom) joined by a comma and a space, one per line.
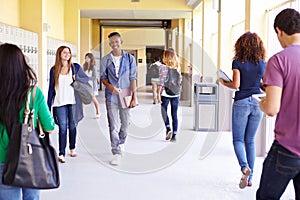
158, 48, 182, 142
83, 52, 101, 118
219, 32, 266, 189
47, 46, 89, 163
0, 43, 55, 200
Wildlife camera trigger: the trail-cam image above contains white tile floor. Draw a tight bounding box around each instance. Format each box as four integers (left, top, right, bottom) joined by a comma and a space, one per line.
41, 86, 295, 200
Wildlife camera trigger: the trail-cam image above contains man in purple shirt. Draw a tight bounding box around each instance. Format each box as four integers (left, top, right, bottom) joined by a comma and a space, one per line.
256, 8, 300, 199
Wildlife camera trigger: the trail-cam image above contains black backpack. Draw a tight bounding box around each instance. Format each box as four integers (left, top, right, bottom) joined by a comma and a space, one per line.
164, 68, 181, 95
149, 63, 160, 79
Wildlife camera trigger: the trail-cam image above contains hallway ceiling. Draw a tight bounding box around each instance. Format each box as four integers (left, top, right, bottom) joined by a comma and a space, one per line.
80, 9, 192, 20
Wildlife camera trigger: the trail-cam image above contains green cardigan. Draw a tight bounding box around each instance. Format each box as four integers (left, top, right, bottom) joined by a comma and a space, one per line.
0, 87, 55, 163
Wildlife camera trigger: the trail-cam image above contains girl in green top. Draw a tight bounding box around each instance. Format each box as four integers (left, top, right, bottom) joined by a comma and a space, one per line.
0, 43, 55, 200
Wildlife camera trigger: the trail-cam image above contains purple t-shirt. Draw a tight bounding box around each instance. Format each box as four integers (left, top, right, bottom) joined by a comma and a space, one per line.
264, 44, 300, 157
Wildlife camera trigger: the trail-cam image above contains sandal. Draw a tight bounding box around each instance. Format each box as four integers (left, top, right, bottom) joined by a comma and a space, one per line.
70, 149, 78, 157
239, 166, 251, 189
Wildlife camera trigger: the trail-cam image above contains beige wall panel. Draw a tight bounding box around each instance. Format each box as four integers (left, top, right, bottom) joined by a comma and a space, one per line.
0, 0, 19, 26
91, 19, 100, 50
80, 18, 91, 64
47, 0, 65, 40
64, 0, 80, 58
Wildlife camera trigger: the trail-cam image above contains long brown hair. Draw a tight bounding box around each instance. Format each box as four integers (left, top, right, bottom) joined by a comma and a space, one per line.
233, 32, 266, 64
0, 43, 37, 136
53, 46, 72, 88
83, 53, 95, 72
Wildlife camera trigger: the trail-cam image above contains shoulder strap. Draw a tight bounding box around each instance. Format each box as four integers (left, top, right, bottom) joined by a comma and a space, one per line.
23, 88, 32, 124
24, 86, 36, 124
127, 53, 131, 64
71, 64, 78, 81
31, 86, 38, 128
165, 67, 170, 82
30, 86, 44, 135
105, 59, 110, 75
127, 53, 133, 70
23, 86, 37, 123
71, 64, 78, 75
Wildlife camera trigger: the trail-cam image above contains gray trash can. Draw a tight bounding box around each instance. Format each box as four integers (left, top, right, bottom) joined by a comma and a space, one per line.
194, 83, 219, 131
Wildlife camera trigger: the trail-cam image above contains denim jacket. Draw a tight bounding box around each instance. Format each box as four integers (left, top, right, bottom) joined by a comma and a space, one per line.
47, 63, 89, 125
100, 51, 137, 104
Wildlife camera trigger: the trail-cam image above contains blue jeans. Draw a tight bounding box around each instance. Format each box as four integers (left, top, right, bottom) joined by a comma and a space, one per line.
0, 163, 40, 200
161, 96, 179, 134
232, 97, 263, 181
256, 140, 300, 200
106, 101, 130, 155
53, 104, 77, 156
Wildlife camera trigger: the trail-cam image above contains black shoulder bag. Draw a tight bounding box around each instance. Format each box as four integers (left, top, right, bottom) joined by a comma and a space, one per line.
2, 86, 60, 189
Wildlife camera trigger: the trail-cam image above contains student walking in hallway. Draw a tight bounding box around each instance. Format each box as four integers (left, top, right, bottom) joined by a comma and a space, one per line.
47, 46, 89, 163
100, 32, 137, 166
219, 32, 266, 189
158, 48, 182, 142
149, 56, 162, 104
83, 52, 101, 118
0, 43, 55, 200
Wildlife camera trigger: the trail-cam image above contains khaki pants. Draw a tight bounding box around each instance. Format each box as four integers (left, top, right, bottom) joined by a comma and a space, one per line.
151, 78, 159, 104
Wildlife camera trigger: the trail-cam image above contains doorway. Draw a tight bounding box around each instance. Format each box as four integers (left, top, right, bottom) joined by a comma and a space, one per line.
145, 46, 164, 85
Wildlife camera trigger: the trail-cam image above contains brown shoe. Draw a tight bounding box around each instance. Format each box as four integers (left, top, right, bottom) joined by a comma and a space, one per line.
239, 167, 251, 189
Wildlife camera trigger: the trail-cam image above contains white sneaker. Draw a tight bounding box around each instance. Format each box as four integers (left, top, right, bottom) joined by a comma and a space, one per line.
110, 154, 122, 166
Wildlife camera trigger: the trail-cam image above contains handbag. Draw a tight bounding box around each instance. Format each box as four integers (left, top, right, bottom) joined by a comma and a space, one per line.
71, 65, 93, 104
2, 86, 60, 189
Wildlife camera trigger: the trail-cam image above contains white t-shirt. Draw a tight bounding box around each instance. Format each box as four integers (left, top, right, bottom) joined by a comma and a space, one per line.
53, 70, 75, 107
86, 70, 93, 86
111, 54, 122, 77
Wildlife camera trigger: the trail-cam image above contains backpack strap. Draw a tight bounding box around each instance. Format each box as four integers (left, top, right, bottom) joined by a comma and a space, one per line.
127, 53, 132, 65
164, 67, 170, 83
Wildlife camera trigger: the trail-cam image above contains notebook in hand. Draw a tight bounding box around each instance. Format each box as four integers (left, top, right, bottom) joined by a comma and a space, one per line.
217, 69, 232, 82
124, 95, 139, 108
252, 93, 266, 102
118, 88, 138, 108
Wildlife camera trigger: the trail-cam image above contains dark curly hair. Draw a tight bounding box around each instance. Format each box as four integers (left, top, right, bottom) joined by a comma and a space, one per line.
274, 8, 300, 35
233, 32, 266, 64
